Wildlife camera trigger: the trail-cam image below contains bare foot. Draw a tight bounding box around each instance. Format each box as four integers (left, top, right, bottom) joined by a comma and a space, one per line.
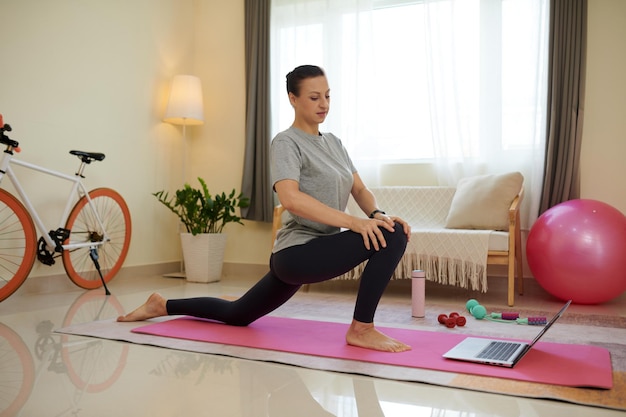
345, 320, 411, 352
117, 293, 168, 322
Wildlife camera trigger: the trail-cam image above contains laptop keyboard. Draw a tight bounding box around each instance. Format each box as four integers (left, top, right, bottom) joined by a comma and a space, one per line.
476, 341, 519, 361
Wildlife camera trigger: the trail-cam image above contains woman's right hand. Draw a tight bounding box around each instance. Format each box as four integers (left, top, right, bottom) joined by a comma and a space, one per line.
349, 216, 396, 251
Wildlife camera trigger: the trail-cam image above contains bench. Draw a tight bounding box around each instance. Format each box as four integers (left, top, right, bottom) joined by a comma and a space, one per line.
272, 173, 524, 306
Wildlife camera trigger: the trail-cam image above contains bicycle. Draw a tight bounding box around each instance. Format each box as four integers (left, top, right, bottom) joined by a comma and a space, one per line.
0, 114, 132, 301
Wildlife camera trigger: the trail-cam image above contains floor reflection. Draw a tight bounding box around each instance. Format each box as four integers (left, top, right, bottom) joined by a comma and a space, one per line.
0, 321, 34, 416
1, 274, 624, 417
1, 290, 129, 417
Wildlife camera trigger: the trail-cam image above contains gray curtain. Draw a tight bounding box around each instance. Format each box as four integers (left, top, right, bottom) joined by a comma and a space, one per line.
539, 0, 587, 214
241, 0, 273, 222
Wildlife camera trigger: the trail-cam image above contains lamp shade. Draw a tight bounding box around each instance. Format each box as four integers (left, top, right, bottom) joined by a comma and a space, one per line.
163, 75, 204, 125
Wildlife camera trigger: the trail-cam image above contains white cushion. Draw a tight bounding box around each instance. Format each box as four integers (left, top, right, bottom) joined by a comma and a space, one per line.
445, 172, 523, 231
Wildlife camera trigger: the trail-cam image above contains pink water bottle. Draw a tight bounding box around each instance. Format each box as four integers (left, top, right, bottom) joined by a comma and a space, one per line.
411, 270, 426, 317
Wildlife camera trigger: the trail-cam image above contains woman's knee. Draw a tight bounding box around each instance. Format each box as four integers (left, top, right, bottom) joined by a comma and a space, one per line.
385, 222, 408, 250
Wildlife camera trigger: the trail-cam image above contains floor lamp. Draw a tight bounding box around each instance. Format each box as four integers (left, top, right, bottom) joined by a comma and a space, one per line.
162, 74, 205, 278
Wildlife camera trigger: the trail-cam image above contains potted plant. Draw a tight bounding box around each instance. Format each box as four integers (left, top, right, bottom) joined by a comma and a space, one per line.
153, 177, 250, 283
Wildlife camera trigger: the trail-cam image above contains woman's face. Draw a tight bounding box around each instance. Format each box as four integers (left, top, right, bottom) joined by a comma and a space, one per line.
289, 75, 330, 127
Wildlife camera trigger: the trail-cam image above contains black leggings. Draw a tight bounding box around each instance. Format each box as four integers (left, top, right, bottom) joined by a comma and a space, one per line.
167, 222, 407, 325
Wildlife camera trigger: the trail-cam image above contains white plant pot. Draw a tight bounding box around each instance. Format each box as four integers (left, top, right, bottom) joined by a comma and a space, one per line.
180, 233, 227, 283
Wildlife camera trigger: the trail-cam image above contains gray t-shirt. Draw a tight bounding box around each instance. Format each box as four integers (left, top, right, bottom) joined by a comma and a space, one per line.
271, 126, 357, 253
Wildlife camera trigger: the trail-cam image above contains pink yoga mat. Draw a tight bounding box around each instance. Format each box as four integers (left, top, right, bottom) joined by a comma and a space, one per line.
132, 316, 612, 389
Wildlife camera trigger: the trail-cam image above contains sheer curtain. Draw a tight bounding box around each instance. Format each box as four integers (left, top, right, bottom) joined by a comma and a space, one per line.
270, 0, 549, 228
270, 0, 375, 156
424, 0, 550, 227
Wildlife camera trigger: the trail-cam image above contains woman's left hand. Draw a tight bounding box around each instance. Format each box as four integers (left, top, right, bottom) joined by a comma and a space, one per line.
373, 213, 411, 241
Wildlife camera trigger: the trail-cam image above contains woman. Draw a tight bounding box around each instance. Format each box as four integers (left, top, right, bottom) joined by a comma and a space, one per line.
118, 65, 412, 352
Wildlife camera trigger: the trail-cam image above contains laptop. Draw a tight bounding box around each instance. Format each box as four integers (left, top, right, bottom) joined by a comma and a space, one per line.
442, 300, 571, 368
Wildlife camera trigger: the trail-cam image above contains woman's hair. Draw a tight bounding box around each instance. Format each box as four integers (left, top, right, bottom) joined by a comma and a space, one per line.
286, 65, 325, 96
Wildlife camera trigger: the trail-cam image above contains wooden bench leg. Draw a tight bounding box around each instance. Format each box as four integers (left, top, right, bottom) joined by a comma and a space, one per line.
508, 208, 524, 306
507, 257, 515, 307
516, 232, 524, 297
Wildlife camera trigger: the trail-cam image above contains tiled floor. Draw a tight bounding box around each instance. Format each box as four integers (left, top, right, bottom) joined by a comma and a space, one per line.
1, 269, 624, 417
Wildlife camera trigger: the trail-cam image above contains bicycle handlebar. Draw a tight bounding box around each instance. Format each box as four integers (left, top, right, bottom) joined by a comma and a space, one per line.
0, 116, 105, 163
0, 113, 20, 149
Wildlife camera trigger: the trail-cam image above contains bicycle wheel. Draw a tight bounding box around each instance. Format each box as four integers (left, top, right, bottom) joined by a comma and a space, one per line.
62, 188, 131, 289
0, 189, 37, 302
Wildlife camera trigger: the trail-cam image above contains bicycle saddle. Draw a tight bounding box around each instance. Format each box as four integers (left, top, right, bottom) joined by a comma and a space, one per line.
70, 150, 106, 163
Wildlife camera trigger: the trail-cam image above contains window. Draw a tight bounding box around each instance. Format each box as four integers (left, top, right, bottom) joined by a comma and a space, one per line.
270, 0, 548, 178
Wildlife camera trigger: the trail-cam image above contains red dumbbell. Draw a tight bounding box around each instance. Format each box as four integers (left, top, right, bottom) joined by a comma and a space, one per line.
438, 312, 466, 328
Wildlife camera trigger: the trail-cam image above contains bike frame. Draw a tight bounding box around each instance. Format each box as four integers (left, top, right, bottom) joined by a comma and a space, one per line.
0, 151, 109, 252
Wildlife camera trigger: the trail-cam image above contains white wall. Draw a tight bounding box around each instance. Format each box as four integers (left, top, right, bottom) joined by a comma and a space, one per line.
0, 0, 624, 278
190, 0, 274, 266
0, 0, 199, 276
580, 0, 626, 213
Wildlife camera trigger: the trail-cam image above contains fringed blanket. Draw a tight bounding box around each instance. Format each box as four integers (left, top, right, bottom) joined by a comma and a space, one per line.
337, 229, 490, 291
341, 187, 491, 291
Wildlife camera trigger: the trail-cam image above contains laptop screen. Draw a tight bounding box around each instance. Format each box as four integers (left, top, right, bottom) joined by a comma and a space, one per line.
528, 300, 572, 348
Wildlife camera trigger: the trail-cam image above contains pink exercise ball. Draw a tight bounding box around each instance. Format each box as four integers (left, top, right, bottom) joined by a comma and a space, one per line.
526, 199, 626, 304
